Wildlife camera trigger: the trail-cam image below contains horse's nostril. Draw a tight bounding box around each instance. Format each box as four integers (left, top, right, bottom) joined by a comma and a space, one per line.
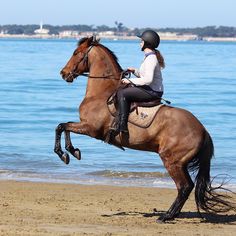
60, 70, 65, 76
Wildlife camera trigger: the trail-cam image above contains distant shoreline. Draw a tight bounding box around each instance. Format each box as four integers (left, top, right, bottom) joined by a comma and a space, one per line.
1, 33, 236, 42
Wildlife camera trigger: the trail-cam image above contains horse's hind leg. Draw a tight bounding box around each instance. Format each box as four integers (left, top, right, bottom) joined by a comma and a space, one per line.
157, 164, 194, 222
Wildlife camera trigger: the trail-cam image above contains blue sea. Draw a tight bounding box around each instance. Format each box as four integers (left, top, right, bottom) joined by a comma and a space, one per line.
0, 38, 236, 189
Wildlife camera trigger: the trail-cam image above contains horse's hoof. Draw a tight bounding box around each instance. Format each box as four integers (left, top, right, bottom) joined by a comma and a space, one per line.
74, 148, 81, 160
156, 214, 174, 223
156, 218, 166, 224
62, 152, 70, 164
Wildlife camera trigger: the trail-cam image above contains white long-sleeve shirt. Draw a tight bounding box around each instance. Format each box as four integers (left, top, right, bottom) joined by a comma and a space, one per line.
129, 54, 163, 92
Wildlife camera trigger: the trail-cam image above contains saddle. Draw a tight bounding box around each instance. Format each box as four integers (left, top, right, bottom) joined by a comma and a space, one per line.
107, 91, 164, 129
131, 99, 161, 110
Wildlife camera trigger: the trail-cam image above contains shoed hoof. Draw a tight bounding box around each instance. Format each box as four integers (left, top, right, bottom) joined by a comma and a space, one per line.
62, 152, 70, 164
74, 148, 81, 160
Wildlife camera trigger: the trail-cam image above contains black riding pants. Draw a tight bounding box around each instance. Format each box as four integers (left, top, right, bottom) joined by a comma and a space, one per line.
116, 85, 163, 117
117, 85, 163, 104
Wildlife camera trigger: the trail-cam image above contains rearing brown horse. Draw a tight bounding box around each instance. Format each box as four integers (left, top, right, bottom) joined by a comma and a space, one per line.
55, 36, 235, 222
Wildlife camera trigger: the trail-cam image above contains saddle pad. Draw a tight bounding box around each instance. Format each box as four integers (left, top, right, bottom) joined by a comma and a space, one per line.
107, 102, 164, 128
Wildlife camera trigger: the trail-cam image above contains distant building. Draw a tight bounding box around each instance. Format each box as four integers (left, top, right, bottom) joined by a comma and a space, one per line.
159, 32, 198, 41
0, 29, 8, 35
34, 22, 49, 35
59, 31, 79, 38
98, 31, 115, 37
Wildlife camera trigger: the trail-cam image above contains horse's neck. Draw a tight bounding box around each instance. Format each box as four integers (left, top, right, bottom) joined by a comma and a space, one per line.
85, 80, 117, 99
85, 49, 121, 98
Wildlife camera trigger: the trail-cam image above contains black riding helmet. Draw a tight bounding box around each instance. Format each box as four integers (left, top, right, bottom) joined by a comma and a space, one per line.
137, 30, 160, 50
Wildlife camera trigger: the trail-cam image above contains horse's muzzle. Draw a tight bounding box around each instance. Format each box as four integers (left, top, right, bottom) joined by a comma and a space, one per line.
60, 69, 74, 83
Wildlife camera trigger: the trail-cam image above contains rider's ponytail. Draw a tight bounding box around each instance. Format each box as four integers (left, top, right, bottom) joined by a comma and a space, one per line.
155, 49, 165, 69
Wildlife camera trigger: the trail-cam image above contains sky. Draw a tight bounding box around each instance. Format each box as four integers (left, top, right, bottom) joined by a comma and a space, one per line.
1, 0, 236, 28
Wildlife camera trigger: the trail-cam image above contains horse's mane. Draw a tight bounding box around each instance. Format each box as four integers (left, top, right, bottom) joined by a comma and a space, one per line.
99, 44, 123, 72
78, 37, 123, 72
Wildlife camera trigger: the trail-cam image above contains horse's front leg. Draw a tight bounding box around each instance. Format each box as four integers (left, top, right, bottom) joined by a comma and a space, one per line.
54, 123, 70, 164
54, 121, 94, 164
64, 130, 81, 161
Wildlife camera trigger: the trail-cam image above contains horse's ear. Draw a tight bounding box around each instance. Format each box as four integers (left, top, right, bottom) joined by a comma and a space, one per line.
92, 34, 100, 44
86, 36, 93, 45
92, 35, 96, 42
87, 35, 98, 46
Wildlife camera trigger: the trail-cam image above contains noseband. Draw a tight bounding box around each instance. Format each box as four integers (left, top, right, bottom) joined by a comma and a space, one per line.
64, 44, 94, 81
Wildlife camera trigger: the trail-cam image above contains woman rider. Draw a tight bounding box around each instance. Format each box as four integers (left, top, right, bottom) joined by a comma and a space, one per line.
114, 29, 165, 135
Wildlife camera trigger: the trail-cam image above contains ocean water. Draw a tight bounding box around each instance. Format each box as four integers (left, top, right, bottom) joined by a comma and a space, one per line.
0, 38, 236, 189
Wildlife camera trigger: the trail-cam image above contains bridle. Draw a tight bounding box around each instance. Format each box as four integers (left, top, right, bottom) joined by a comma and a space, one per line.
64, 44, 94, 81
63, 42, 170, 104
64, 44, 126, 81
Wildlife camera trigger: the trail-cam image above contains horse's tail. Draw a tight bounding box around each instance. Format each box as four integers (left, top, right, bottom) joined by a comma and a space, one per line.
188, 130, 236, 214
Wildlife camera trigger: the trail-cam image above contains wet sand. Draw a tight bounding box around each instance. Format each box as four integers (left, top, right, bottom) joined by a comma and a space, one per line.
0, 180, 235, 236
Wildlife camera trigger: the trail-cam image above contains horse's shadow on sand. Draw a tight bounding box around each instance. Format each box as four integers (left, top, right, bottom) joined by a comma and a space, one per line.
101, 209, 236, 224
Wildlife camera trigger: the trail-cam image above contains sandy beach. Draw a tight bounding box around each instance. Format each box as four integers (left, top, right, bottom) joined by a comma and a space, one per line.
0, 181, 235, 236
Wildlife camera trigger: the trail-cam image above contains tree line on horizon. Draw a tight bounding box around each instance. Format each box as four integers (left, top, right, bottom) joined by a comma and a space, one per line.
1, 24, 236, 37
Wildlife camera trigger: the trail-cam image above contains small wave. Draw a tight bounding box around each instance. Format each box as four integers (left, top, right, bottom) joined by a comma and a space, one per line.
87, 170, 169, 178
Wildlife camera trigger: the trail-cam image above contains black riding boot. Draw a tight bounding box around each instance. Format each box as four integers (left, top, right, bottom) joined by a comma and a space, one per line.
118, 97, 129, 134
110, 97, 129, 136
